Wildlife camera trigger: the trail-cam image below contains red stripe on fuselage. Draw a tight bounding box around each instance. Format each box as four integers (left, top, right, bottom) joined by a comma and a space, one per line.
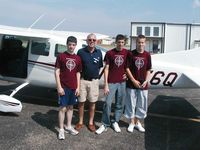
28, 60, 55, 67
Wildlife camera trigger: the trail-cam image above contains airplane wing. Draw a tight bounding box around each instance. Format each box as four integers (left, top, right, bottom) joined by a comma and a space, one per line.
49, 30, 109, 40
0, 25, 109, 45
151, 48, 200, 88
0, 25, 50, 39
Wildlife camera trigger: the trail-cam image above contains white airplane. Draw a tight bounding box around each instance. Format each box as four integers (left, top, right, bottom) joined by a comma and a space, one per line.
0, 25, 199, 113
150, 48, 200, 88
0, 25, 108, 113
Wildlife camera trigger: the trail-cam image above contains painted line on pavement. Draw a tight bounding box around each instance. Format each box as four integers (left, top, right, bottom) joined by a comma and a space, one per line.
148, 113, 200, 123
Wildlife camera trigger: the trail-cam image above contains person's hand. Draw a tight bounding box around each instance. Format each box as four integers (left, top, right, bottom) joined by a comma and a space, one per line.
123, 73, 127, 80
141, 80, 148, 88
58, 87, 65, 96
132, 80, 141, 88
104, 84, 109, 95
75, 88, 80, 96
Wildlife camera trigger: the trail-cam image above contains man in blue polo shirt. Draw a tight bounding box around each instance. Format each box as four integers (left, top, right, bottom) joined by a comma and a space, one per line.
75, 33, 103, 132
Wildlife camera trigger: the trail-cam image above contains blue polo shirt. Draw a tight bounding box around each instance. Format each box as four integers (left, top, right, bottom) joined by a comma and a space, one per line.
77, 46, 103, 79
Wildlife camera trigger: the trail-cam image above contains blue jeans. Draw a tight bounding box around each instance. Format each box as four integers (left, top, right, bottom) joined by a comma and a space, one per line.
102, 82, 126, 127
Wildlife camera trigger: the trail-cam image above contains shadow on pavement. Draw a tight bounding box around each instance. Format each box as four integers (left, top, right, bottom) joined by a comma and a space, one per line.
0, 82, 18, 95
30, 100, 128, 135
31, 110, 58, 134
145, 95, 200, 150
0, 112, 19, 117
0, 83, 58, 107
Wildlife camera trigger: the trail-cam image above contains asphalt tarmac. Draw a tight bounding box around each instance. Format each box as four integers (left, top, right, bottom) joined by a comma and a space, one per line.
0, 80, 200, 150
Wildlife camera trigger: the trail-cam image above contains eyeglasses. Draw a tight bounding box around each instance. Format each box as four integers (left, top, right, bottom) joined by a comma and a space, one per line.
88, 39, 96, 42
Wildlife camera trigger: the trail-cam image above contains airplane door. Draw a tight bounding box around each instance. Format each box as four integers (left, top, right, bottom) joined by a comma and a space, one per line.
0, 35, 29, 78
27, 39, 55, 87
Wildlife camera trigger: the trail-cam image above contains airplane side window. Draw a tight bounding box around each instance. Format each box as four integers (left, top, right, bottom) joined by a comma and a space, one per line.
31, 41, 50, 56
96, 45, 108, 53
55, 44, 66, 57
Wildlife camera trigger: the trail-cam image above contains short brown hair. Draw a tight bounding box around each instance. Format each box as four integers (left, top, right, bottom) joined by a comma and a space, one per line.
137, 34, 146, 41
115, 34, 125, 42
67, 36, 77, 44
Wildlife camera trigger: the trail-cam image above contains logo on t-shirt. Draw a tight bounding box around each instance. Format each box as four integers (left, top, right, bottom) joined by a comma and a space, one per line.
114, 55, 124, 67
93, 57, 100, 64
135, 57, 144, 70
66, 58, 76, 71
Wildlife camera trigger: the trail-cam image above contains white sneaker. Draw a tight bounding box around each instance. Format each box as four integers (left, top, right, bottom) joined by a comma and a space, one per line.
112, 122, 121, 133
95, 125, 107, 135
135, 122, 145, 132
127, 123, 135, 133
58, 129, 65, 140
64, 126, 79, 135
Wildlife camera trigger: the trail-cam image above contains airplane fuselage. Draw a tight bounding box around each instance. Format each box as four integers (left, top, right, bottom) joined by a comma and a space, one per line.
0, 25, 200, 90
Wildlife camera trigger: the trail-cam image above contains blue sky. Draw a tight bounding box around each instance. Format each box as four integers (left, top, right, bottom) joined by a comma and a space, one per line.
0, 0, 200, 36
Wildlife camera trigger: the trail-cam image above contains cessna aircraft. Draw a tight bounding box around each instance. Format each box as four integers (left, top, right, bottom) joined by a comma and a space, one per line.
0, 25, 108, 112
0, 25, 199, 113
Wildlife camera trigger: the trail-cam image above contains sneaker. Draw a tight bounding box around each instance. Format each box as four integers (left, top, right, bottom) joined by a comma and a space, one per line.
112, 122, 121, 133
95, 125, 107, 135
135, 122, 145, 132
64, 126, 79, 135
127, 123, 135, 133
58, 129, 65, 140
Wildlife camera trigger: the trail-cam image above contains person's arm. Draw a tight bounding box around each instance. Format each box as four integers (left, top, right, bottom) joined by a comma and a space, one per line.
55, 68, 65, 96
104, 64, 109, 95
126, 68, 141, 88
75, 72, 81, 96
141, 54, 152, 88
141, 70, 151, 88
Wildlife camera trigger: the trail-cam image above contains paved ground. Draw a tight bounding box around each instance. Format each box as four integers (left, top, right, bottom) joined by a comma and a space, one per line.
0, 80, 200, 150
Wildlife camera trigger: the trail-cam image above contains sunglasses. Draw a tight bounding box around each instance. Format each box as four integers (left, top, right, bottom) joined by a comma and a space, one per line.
88, 39, 96, 42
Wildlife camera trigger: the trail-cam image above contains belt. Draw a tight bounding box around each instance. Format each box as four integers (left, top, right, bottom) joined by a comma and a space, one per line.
83, 77, 98, 81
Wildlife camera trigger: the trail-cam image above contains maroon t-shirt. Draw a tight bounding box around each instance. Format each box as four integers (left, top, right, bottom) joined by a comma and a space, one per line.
104, 48, 128, 83
126, 49, 152, 90
55, 52, 82, 89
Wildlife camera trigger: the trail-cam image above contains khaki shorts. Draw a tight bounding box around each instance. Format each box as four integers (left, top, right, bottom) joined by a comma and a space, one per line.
78, 79, 99, 103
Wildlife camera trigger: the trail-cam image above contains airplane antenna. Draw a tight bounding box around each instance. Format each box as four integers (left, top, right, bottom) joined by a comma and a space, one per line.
51, 18, 66, 31
28, 13, 46, 29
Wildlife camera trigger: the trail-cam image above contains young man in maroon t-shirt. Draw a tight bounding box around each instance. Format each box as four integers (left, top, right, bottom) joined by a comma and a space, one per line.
96, 34, 128, 134
55, 36, 82, 140
124, 34, 152, 133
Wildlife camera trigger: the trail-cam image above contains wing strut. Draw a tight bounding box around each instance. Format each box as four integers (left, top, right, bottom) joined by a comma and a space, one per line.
10, 82, 29, 97
0, 82, 29, 113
